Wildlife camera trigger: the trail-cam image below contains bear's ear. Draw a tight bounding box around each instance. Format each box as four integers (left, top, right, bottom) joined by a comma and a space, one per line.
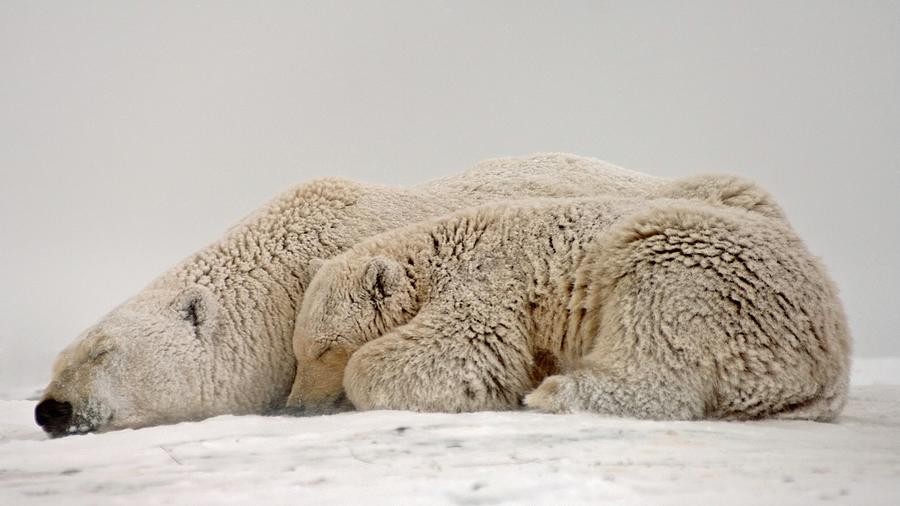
363, 256, 406, 299
171, 285, 218, 336
307, 258, 326, 279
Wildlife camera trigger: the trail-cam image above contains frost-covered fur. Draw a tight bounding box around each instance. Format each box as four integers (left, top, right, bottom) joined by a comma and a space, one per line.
40, 154, 669, 435
290, 185, 850, 421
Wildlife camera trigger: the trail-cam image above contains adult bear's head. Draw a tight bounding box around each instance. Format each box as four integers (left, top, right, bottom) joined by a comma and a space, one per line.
35, 286, 229, 436
33, 177, 369, 436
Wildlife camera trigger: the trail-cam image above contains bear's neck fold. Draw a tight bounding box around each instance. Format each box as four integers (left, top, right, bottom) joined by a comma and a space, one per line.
161, 180, 456, 331
166, 181, 360, 303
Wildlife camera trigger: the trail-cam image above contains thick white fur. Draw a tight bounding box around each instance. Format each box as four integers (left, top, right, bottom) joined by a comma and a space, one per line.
291, 179, 850, 421
41, 154, 668, 433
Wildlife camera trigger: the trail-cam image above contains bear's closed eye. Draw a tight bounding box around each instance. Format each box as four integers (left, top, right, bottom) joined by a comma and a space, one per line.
89, 349, 112, 362
314, 346, 332, 360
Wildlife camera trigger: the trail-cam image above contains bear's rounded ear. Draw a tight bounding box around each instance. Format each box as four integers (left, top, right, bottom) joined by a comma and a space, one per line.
307, 258, 326, 279
363, 256, 406, 299
171, 285, 218, 336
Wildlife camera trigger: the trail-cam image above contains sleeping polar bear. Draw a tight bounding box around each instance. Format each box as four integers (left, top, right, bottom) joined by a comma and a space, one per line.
288, 179, 850, 420
37, 154, 672, 436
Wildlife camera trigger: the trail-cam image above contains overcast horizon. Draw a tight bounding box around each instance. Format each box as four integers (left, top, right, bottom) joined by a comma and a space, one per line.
1, 1, 898, 391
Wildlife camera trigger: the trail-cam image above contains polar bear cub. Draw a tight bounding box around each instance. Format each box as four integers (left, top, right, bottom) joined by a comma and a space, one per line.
288, 177, 850, 420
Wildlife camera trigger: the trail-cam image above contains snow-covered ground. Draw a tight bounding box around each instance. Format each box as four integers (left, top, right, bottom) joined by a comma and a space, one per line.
2, 360, 899, 505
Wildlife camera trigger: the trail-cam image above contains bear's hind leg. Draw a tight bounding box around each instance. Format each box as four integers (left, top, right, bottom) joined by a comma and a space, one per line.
525, 361, 707, 420
527, 201, 850, 421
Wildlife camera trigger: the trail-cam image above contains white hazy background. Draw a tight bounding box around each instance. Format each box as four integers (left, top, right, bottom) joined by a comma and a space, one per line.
1, 1, 898, 392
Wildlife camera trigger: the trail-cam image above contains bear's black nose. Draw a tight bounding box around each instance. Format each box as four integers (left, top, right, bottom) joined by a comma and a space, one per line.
35, 398, 73, 434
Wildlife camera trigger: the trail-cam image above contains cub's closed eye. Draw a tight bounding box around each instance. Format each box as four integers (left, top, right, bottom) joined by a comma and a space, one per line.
314, 346, 332, 360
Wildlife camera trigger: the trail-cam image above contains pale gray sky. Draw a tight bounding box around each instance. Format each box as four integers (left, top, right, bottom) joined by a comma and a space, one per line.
1, 1, 898, 390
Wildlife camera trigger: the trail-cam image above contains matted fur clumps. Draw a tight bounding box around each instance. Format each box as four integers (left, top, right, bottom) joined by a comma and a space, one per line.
289, 178, 850, 421
39, 153, 673, 435
537, 202, 850, 420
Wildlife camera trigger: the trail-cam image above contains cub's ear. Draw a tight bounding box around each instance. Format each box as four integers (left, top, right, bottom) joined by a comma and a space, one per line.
307, 258, 326, 279
171, 285, 218, 336
363, 256, 406, 298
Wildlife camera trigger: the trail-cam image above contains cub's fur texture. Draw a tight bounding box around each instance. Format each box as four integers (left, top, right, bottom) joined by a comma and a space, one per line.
290, 180, 850, 421
39, 154, 668, 435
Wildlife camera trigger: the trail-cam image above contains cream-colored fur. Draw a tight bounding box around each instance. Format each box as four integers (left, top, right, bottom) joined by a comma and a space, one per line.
290, 181, 850, 421
39, 154, 667, 435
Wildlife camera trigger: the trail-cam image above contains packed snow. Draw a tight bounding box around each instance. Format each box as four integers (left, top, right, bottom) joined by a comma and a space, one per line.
1, 359, 899, 505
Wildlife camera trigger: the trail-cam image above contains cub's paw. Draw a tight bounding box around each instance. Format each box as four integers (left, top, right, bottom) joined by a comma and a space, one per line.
524, 374, 577, 414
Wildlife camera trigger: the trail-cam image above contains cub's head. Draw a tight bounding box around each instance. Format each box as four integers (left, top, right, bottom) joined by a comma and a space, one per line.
287, 255, 417, 413
36, 286, 220, 437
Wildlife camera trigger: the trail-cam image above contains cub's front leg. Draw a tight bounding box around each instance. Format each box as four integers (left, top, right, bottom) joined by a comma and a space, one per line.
343, 310, 535, 413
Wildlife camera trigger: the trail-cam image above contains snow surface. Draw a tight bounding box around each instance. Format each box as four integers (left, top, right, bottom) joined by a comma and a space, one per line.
2, 360, 899, 505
